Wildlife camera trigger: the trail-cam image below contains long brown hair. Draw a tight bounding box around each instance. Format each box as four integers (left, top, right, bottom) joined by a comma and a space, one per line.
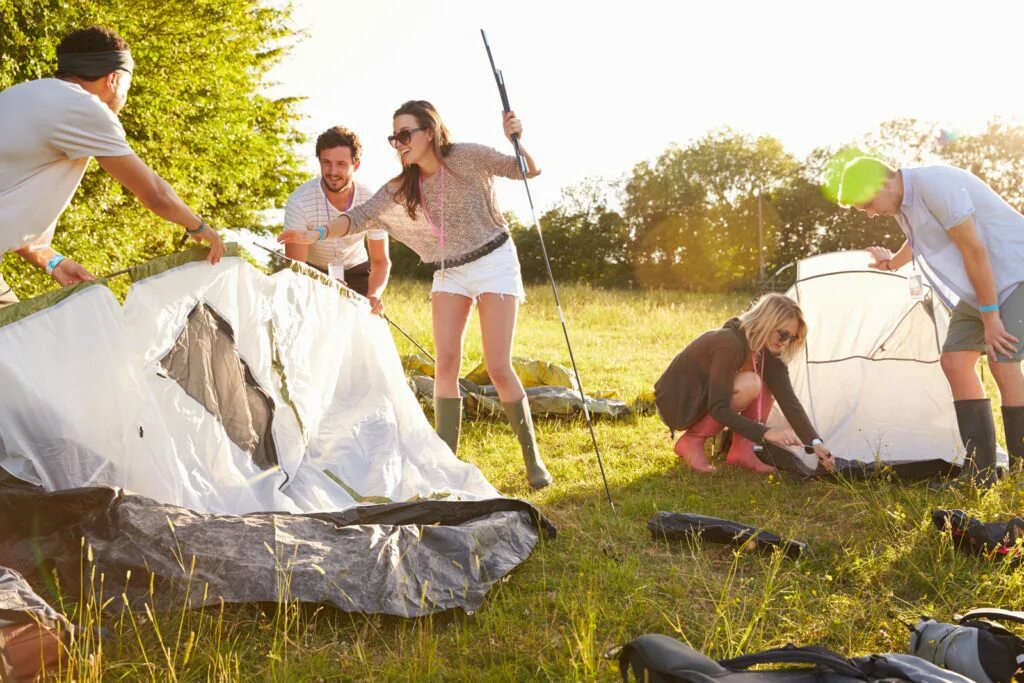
738, 293, 808, 363
392, 100, 454, 220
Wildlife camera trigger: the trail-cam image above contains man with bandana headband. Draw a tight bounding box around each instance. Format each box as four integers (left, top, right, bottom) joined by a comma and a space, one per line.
0, 26, 224, 307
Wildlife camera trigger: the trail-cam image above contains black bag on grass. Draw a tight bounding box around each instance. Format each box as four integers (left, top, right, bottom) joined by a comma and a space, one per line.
909, 608, 1024, 683
932, 510, 1024, 561
648, 512, 807, 559
617, 635, 973, 682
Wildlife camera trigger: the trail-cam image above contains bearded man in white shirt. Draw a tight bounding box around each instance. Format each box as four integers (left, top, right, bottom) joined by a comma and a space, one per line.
283, 127, 391, 314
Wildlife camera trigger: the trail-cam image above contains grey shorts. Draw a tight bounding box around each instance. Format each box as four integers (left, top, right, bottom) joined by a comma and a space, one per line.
0, 272, 18, 309
943, 283, 1024, 362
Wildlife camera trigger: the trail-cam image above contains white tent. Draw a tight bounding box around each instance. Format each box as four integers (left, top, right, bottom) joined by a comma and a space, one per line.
0, 248, 554, 616
766, 251, 969, 469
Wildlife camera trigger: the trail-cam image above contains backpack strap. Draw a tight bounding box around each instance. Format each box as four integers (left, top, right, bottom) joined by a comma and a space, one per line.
719, 644, 868, 679
957, 608, 1024, 626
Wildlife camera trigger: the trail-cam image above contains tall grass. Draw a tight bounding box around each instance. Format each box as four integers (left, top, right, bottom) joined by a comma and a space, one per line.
34, 280, 1023, 680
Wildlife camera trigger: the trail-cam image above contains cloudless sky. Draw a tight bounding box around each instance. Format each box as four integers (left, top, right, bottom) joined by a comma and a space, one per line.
266, 0, 1024, 220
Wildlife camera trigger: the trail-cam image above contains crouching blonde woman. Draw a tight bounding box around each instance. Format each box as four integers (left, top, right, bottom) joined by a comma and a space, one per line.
654, 294, 834, 474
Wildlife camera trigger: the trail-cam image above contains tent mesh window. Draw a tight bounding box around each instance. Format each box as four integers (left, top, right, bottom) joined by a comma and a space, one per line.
160, 302, 278, 469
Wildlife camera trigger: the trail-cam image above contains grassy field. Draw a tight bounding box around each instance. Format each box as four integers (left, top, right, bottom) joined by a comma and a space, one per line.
55, 279, 1023, 681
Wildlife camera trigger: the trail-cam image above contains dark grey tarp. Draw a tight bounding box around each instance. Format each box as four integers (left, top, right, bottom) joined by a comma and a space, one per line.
0, 479, 555, 617
754, 443, 961, 481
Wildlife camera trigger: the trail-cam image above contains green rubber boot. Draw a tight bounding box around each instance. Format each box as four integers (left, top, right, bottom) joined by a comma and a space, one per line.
434, 397, 463, 456
503, 395, 553, 490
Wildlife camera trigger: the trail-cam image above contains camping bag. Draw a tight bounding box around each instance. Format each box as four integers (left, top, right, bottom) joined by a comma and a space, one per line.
909, 608, 1024, 683
932, 510, 1024, 561
648, 512, 807, 559
616, 635, 973, 682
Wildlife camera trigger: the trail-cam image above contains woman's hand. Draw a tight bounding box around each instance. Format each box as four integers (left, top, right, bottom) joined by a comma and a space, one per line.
763, 427, 802, 449
983, 315, 1020, 360
503, 111, 523, 142
866, 245, 894, 271
813, 443, 835, 471
278, 228, 322, 246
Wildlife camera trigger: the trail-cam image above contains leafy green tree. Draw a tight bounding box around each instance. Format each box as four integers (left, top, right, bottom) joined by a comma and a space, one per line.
514, 179, 633, 287
0, 0, 305, 298
623, 129, 796, 291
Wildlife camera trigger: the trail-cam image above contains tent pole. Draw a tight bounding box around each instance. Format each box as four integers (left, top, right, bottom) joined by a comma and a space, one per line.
481, 30, 615, 508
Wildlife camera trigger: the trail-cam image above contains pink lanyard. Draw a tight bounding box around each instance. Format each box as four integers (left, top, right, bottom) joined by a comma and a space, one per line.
418, 167, 445, 249
752, 351, 765, 422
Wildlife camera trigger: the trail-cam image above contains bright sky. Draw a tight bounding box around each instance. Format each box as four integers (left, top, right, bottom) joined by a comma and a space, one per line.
267, 0, 1024, 220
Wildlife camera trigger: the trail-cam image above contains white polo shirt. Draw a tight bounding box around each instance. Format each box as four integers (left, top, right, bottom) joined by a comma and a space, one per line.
896, 165, 1024, 308
283, 178, 386, 269
0, 79, 134, 253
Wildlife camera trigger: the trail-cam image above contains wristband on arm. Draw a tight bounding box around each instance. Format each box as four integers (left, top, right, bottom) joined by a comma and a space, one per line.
45, 254, 66, 275
185, 220, 208, 235
315, 225, 327, 241
979, 303, 999, 313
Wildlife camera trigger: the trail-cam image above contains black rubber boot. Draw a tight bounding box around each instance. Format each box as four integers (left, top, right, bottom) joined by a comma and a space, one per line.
955, 398, 997, 486
502, 395, 553, 490
434, 397, 463, 456
1001, 405, 1024, 469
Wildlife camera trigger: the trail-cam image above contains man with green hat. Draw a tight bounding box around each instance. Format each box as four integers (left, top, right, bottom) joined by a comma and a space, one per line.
838, 156, 1024, 485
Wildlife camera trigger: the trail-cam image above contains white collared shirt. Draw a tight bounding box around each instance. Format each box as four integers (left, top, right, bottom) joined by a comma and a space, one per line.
282, 178, 386, 269
896, 165, 1024, 308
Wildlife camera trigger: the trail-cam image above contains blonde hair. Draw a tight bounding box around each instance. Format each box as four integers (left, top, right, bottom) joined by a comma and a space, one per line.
738, 293, 807, 362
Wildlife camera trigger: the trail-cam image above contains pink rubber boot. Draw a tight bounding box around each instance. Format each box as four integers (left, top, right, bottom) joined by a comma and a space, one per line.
725, 390, 776, 474
673, 413, 723, 473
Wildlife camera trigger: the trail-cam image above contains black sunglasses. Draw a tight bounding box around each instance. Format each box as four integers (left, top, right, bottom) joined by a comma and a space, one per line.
387, 128, 424, 148
775, 329, 799, 344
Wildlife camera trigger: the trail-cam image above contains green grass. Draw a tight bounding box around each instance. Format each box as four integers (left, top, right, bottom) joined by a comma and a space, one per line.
48, 280, 1024, 681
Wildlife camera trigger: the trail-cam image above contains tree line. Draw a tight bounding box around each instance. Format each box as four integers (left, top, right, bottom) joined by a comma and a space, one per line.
394, 120, 1024, 291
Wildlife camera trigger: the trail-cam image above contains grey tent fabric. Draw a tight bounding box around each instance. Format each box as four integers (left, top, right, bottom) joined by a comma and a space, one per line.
0, 481, 554, 617
410, 375, 631, 420
0, 568, 67, 631
161, 301, 278, 470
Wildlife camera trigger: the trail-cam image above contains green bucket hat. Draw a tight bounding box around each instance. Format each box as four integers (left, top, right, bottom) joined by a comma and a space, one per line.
837, 156, 891, 208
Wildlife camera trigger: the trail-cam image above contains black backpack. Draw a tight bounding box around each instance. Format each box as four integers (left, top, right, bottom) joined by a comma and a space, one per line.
909, 608, 1024, 683
617, 634, 973, 682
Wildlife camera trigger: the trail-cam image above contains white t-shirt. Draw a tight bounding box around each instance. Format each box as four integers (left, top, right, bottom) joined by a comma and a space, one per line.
897, 165, 1024, 308
0, 78, 134, 254
283, 178, 386, 269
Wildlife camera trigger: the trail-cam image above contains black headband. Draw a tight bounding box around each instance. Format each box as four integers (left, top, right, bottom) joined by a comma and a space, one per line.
56, 50, 134, 79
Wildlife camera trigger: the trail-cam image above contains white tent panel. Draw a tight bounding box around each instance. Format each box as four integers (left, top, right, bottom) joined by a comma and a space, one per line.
768, 251, 966, 465
0, 254, 499, 514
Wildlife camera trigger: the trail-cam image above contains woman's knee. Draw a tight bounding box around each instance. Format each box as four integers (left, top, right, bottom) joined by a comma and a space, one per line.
487, 361, 518, 388
732, 371, 761, 409
434, 349, 463, 380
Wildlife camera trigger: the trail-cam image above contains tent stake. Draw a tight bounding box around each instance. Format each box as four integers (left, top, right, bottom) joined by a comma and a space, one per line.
481, 29, 615, 509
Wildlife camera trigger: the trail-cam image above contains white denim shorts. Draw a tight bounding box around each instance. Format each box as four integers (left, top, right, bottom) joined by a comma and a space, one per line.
431, 238, 526, 302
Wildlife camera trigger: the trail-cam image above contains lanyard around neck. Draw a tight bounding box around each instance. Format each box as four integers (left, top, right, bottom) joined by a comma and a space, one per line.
323, 180, 354, 222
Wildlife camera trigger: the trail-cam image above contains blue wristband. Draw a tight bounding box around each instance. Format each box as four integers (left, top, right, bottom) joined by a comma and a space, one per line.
979, 304, 1000, 313
45, 254, 66, 275
315, 225, 327, 241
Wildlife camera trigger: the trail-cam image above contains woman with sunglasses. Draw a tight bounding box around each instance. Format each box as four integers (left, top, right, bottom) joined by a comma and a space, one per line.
654, 293, 834, 474
278, 100, 553, 490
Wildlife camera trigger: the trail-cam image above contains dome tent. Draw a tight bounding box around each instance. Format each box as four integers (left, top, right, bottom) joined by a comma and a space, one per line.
762, 251, 1006, 476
